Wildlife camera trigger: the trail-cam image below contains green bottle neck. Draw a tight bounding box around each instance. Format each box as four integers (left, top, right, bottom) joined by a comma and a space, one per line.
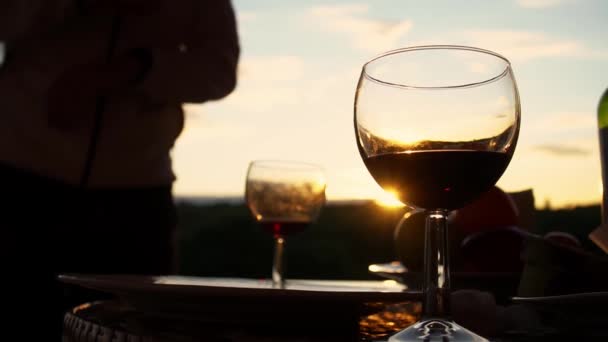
599, 88, 608, 129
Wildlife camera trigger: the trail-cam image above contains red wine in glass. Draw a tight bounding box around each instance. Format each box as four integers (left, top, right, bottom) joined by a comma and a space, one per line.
259, 219, 310, 238
362, 150, 513, 210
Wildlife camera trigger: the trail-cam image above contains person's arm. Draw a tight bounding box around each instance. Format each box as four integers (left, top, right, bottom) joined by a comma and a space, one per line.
61, 0, 240, 103
121, 0, 240, 104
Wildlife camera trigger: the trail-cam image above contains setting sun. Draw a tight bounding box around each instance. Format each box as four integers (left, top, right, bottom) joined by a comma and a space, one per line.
374, 188, 406, 208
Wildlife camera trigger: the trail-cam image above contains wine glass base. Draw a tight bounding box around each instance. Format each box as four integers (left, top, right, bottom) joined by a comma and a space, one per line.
388, 318, 488, 342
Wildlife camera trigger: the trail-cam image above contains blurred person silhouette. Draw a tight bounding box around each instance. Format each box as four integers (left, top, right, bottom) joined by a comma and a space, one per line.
0, 0, 239, 339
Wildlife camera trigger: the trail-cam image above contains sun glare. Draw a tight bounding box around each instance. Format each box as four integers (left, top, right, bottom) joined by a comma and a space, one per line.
375, 188, 405, 208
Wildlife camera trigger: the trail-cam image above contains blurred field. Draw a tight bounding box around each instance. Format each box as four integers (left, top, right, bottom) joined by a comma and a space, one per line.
176, 201, 603, 280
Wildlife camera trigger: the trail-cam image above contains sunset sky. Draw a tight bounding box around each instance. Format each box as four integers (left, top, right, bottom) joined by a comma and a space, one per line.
172, 0, 608, 208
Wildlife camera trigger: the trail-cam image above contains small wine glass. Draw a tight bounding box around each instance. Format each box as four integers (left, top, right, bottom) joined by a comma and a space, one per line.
245, 160, 326, 288
354, 45, 520, 341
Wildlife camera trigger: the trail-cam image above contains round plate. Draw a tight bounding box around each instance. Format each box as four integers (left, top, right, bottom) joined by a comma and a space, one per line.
59, 274, 422, 326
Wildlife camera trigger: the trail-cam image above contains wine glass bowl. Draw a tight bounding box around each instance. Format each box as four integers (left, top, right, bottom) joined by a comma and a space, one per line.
354, 45, 520, 341
356, 46, 519, 211
245, 160, 326, 287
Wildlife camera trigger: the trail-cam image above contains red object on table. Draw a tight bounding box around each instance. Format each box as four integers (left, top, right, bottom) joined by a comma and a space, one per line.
450, 186, 520, 235
451, 186, 525, 273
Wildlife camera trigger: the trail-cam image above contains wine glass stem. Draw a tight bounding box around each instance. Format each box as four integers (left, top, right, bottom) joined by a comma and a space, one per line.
423, 210, 451, 319
272, 236, 286, 288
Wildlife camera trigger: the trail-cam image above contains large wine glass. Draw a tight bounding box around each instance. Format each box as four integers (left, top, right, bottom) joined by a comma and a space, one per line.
354, 45, 520, 341
245, 160, 326, 288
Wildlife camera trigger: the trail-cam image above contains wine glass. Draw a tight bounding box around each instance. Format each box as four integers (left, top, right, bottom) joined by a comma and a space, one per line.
354, 45, 520, 341
245, 160, 326, 289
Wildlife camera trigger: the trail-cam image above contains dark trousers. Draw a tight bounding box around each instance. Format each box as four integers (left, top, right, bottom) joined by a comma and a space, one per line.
0, 163, 177, 341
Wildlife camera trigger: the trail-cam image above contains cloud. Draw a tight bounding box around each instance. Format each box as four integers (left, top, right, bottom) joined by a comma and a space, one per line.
527, 112, 595, 132
222, 55, 307, 112
516, 0, 572, 9
534, 144, 590, 156
306, 4, 413, 52
465, 30, 582, 60
523, 112, 596, 158
238, 55, 305, 83
180, 104, 254, 140
463, 30, 604, 62
407, 30, 606, 62
224, 86, 302, 113
305, 5, 603, 61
